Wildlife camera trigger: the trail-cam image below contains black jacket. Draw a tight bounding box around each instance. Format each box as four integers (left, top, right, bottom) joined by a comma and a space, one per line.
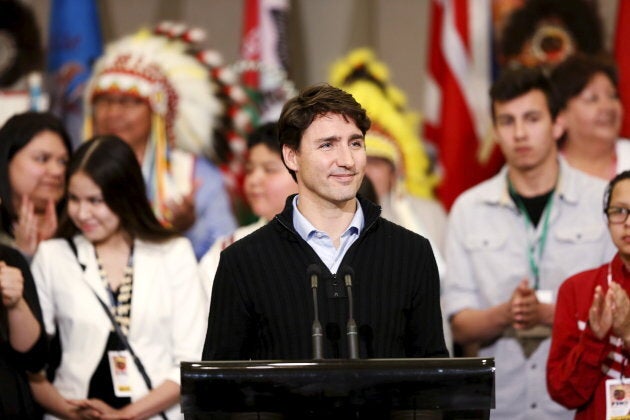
202, 195, 448, 360
0, 245, 47, 419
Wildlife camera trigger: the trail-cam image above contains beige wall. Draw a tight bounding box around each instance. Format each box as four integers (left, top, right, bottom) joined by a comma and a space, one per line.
25, 0, 619, 114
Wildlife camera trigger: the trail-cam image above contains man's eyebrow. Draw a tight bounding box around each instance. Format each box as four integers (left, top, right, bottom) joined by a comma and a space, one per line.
315, 133, 364, 142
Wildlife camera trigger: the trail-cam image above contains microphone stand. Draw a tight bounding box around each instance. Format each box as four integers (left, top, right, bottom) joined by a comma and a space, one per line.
343, 269, 359, 359
309, 265, 324, 359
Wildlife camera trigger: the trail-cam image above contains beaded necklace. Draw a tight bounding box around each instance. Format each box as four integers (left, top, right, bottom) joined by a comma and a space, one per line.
94, 245, 134, 336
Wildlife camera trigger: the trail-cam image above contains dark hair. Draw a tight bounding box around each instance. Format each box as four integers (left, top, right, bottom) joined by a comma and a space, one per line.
490, 66, 559, 123
247, 122, 281, 154
603, 170, 630, 213
278, 84, 371, 181
0, 111, 73, 235
550, 53, 618, 110
56, 135, 177, 242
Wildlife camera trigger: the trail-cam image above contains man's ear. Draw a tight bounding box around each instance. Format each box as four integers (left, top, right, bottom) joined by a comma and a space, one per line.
553, 111, 567, 142
283, 145, 299, 172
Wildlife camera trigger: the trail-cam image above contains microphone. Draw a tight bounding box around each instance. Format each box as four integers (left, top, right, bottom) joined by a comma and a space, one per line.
340, 265, 359, 359
307, 264, 323, 359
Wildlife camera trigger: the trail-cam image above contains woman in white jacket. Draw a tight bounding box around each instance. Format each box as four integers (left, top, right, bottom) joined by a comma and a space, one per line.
30, 135, 206, 419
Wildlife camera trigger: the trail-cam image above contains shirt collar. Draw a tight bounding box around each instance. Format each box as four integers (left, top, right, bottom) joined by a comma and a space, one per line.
292, 195, 364, 241
480, 156, 577, 207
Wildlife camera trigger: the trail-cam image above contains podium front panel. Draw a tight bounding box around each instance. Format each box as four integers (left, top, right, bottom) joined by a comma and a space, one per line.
181, 357, 494, 417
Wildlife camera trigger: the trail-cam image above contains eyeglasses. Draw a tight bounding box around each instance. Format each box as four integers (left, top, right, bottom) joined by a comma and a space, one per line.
605, 207, 630, 224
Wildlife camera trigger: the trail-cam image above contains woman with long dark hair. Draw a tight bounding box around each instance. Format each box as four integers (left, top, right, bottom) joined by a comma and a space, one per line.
0, 111, 72, 257
30, 135, 206, 419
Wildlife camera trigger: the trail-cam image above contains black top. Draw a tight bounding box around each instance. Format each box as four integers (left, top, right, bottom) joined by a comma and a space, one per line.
87, 331, 131, 408
203, 195, 448, 361
0, 245, 47, 419
510, 189, 554, 227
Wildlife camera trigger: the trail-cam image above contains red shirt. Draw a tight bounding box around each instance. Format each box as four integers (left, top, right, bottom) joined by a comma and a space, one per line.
547, 253, 630, 419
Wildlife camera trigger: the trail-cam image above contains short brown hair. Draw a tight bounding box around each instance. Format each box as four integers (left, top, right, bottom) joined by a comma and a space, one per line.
278, 84, 371, 180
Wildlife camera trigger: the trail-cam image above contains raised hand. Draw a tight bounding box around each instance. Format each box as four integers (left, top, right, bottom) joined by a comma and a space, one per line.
608, 282, 630, 344
588, 285, 613, 340
13, 195, 38, 256
0, 261, 24, 309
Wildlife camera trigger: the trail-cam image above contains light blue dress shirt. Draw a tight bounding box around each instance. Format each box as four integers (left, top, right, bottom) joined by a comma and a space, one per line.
292, 195, 364, 274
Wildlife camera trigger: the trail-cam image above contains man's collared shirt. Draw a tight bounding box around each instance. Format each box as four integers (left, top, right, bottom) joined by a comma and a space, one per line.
292, 195, 364, 274
443, 157, 616, 420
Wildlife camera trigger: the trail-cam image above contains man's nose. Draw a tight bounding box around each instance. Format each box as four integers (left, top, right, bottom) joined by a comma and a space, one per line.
336, 144, 355, 167
514, 120, 526, 140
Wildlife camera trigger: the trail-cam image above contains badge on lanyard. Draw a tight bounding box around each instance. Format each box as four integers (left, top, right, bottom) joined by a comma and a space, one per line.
606, 378, 630, 419
536, 289, 553, 304
108, 350, 133, 397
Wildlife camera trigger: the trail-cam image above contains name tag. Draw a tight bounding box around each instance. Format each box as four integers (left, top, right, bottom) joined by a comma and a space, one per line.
536, 289, 553, 304
606, 378, 630, 419
108, 350, 133, 397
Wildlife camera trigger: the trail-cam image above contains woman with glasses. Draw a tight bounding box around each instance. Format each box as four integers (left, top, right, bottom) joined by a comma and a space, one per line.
547, 170, 630, 419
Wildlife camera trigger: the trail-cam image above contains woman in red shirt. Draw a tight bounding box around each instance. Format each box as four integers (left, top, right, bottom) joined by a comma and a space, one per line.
548, 170, 630, 419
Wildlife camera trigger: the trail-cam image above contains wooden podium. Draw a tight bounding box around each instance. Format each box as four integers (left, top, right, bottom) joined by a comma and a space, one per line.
181, 357, 494, 419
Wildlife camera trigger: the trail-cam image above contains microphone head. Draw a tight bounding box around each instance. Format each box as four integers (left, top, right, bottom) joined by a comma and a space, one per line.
339, 265, 355, 286
307, 263, 322, 277
307, 263, 322, 287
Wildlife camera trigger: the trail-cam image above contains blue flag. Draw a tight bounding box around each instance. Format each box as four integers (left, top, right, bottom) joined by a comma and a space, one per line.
47, 0, 103, 147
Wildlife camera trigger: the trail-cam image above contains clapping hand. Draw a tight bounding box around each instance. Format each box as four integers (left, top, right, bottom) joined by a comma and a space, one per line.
0, 261, 24, 309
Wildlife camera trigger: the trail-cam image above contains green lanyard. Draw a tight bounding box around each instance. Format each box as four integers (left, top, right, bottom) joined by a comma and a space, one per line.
508, 180, 554, 290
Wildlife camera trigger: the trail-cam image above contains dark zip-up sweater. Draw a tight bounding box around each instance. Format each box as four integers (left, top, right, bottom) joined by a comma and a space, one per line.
202, 195, 448, 360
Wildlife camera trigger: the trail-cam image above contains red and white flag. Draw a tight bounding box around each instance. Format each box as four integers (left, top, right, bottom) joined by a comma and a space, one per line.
240, 0, 289, 92
615, 0, 630, 138
424, 0, 503, 210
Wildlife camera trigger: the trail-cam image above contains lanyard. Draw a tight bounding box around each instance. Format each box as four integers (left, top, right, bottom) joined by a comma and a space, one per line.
508, 180, 554, 290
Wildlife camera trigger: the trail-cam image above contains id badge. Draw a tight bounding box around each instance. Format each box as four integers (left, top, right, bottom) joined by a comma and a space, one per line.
536, 289, 553, 304
606, 378, 630, 419
108, 350, 133, 398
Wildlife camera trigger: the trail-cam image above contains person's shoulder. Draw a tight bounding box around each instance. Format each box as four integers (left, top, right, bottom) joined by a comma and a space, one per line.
616, 138, 630, 152
376, 216, 430, 244
562, 162, 607, 200
450, 174, 502, 214
139, 236, 195, 256
37, 237, 71, 253
0, 243, 27, 266
192, 154, 222, 177
221, 221, 279, 256
560, 262, 606, 293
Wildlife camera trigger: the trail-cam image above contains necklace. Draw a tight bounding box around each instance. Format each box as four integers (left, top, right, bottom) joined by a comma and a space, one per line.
94, 245, 134, 336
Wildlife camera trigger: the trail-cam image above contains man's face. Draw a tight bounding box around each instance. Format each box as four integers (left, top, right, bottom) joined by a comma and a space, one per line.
283, 113, 366, 208
493, 89, 563, 172
92, 92, 153, 154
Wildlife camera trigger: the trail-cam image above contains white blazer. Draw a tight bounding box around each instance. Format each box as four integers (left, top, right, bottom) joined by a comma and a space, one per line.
31, 235, 208, 419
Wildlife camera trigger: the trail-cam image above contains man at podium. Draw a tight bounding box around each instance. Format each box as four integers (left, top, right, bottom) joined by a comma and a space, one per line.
202, 84, 448, 361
